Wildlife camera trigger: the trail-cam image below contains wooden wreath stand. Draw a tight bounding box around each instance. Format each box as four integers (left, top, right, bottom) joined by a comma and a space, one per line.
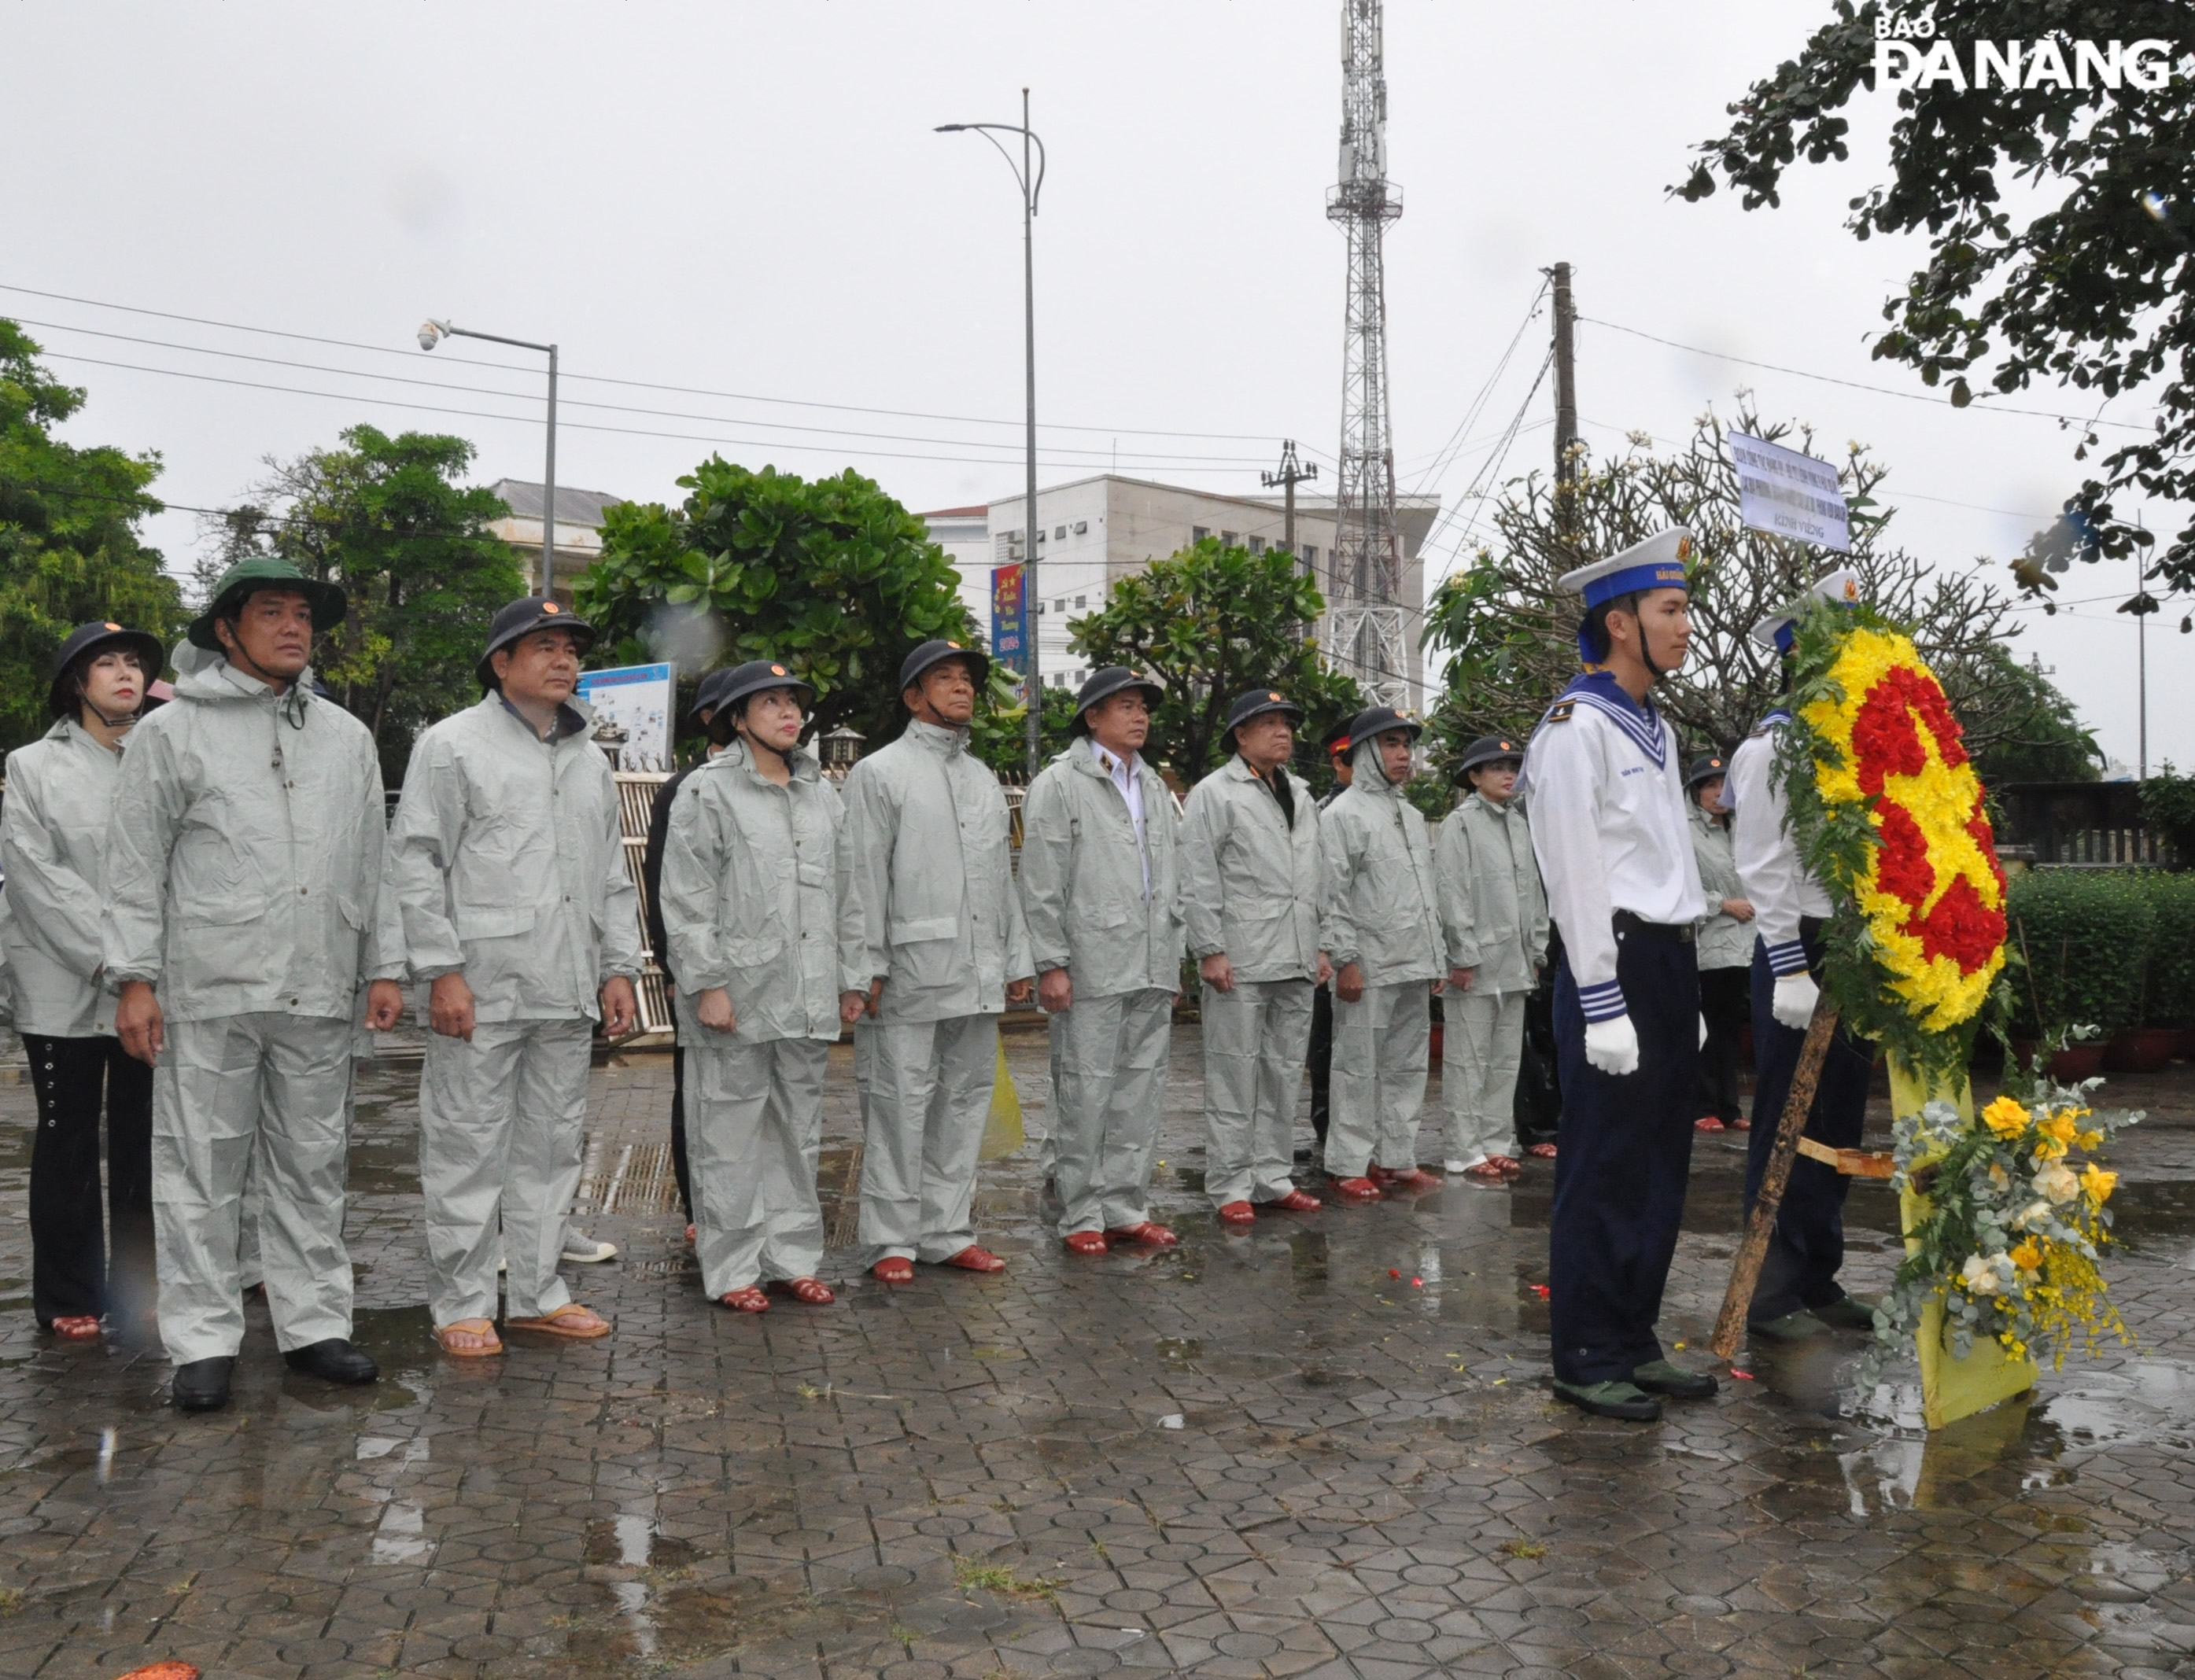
1710, 1000, 2038, 1429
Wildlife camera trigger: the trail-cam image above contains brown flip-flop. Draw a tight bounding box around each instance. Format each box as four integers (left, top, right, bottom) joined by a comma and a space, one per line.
505, 1303, 611, 1339
433, 1318, 504, 1358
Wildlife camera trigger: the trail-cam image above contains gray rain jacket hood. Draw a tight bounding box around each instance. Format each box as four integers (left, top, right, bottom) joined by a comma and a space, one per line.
1319, 739, 1443, 984
1433, 790, 1548, 993
382, 692, 643, 1022
1178, 757, 1323, 983
2, 719, 126, 1037
101, 655, 393, 1022
840, 719, 1034, 1021
658, 739, 861, 1044
1017, 742, 1184, 997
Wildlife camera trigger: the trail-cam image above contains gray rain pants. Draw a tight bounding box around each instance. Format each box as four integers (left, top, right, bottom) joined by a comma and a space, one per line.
1200, 978, 1312, 1207
1443, 989, 1526, 1166
1049, 988, 1171, 1236
418, 1016, 591, 1327
152, 1012, 355, 1365
1326, 981, 1430, 1178
689, 1036, 829, 1295
856, 1014, 998, 1264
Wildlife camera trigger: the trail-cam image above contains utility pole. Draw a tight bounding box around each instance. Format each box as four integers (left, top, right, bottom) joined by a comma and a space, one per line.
1262, 439, 1318, 567
1551, 260, 1578, 486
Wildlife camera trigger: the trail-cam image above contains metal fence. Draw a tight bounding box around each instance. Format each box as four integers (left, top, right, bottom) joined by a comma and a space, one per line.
1993, 782, 2179, 870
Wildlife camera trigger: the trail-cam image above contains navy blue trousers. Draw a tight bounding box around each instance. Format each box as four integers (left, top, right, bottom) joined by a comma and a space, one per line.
1743, 930, 1874, 1321
1548, 933, 1700, 1384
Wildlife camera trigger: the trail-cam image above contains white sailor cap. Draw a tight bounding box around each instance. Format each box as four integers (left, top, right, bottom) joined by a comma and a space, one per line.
1556, 527, 1696, 607
1751, 567, 1861, 653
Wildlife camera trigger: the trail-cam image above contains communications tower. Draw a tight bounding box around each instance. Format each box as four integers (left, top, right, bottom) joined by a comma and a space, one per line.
1325, 0, 1409, 705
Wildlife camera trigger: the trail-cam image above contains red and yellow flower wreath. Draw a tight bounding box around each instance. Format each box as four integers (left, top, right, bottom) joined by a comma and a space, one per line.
1798, 625, 2006, 1031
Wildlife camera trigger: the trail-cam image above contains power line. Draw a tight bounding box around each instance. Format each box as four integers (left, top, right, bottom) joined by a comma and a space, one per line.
1581, 315, 2154, 433
1, 279, 1319, 449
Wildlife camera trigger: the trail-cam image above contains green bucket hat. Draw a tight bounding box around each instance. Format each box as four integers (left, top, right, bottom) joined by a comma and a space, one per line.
187, 557, 348, 650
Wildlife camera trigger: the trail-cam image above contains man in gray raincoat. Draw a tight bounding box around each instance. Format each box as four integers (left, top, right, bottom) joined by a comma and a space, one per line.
1178, 688, 1329, 1227
383, 598, 641, 1358
1319, 706, 1446, 1201
103, 558, 405, 1413
659, 659, 864, 1311
1019, 666, 1183, 1255
843, 639, 1033, 1282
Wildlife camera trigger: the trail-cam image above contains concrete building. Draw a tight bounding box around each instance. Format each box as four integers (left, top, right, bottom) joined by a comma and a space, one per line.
487, 478, 625, 599
921, 476, 1438, 709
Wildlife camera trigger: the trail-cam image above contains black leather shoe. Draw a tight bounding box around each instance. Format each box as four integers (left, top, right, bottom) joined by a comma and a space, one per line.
172, 1356, 234, 1413
283, 1338, 379, 1386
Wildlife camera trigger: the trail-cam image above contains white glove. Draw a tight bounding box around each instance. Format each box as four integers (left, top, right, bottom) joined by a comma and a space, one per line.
1772, 971, 1821, 1031
1583, 1014, 1640, 1076
1699, 1012, 1709, 1050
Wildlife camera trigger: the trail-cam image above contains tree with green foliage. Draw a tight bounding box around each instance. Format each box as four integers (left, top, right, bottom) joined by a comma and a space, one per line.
202, 425, 523, 781
0, 320, 183, 752
1674, 2, 2195, 608
575, 459, 991, 751
1419, 407, 2095, 776
1965, 643, 2105, 784
1064, 536, 1364, 783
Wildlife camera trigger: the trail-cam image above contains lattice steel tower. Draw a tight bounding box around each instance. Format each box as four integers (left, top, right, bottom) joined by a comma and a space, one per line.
1325, 0, 1409, 705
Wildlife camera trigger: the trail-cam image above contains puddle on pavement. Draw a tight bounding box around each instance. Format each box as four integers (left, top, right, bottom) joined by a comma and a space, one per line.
350, 1303, 440, 1390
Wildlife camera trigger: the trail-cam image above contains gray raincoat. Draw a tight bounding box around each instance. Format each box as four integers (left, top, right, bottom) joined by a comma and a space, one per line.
1178, 757, 1323, 982
1690, 802, 1751, 971
103, 658, 393, 1014
841, 719, 1032, 1020
382, 693, 643, 1018
2, 720, 125, 1038
1318, 742, 1443, 986
659, 739, 860, 1044
1433, 791, 1548, 993
1018, 742, 1182, 997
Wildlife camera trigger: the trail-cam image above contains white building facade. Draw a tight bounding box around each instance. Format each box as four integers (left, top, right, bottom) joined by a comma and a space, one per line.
922, 476, 1437, 710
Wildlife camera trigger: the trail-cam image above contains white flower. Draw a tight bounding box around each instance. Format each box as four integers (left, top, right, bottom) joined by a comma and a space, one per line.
2034, 1162, 2080, 1206
1961, 1254, 2005, 1296
2013, 1199, 2052, 1230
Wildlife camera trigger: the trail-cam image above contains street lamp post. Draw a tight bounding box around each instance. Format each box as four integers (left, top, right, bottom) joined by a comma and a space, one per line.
939, 90, 1046, 778
418, 319, 560, 599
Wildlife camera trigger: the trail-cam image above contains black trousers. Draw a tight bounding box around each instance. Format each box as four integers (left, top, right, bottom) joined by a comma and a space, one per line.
24, 1033, 155, 1326
670, 1040, 692, 1221
1695, 963, 1751, 1125
1744, 931, 1873, 1321
1548, 932, 1699, 1385
1305, 982, 1333, 1145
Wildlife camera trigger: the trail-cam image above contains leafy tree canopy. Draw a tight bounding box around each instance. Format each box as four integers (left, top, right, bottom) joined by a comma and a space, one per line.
1064, 536, 1364, 783
0, 320, 183, 752
1673, 2, 2195, 606
202, 425, 523, 783
1419, 407, 2097, 779
575, 458, 991, 751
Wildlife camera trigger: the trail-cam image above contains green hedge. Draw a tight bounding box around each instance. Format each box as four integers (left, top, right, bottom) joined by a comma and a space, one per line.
2143, 873, 2195, 1027
2005, 870, 2156, 1037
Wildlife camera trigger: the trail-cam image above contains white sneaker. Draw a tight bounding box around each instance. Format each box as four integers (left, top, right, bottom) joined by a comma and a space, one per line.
561, 1237, 618, 1264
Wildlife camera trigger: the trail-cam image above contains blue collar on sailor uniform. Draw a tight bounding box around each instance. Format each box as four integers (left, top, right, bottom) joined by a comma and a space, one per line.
1547, 670, 1667, 766
1758, 708, 1793, 728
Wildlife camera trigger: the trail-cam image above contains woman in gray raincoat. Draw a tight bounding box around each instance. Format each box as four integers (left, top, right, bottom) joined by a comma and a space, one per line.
2, 622, 166, 1339
659, 661, 864, 1311
1687, 753, 1753, 1132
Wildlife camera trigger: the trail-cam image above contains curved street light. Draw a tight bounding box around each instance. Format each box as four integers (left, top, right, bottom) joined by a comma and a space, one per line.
938, 90, 1046, 777
419, 318, 561, 599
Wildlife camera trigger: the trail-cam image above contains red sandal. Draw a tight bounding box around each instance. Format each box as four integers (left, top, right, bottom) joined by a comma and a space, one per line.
1526, 1142, 1558, 1159
1216, 1200, 1256, 1226
1373, 1166, 1444, 1192
1328, 1175, 1383, 1203
721, 1286, 769, 1313
871, 1256, 915, 1284
1064, 1229, 1110, 1255
1269, 1188, 1323, 1212
942, 1246, 1007, 1273
47, 1316, 101, 1341
1105, 1222, 1178, 1247
773, 1277, 836, 1305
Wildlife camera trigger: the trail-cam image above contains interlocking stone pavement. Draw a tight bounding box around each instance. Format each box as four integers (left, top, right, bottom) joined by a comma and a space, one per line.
2, 1023, 2194, 1679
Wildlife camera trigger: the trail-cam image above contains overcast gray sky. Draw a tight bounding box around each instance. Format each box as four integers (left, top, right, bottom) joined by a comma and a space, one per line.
6, 1, 2182, 768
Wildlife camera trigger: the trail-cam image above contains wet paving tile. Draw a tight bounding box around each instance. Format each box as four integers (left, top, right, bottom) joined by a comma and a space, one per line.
2, 1030, 2194, 1676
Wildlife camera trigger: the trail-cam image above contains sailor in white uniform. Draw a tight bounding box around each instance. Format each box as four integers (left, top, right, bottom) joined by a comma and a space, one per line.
1521, 527, 1716, 1421
1726, 568, 1880, 1340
